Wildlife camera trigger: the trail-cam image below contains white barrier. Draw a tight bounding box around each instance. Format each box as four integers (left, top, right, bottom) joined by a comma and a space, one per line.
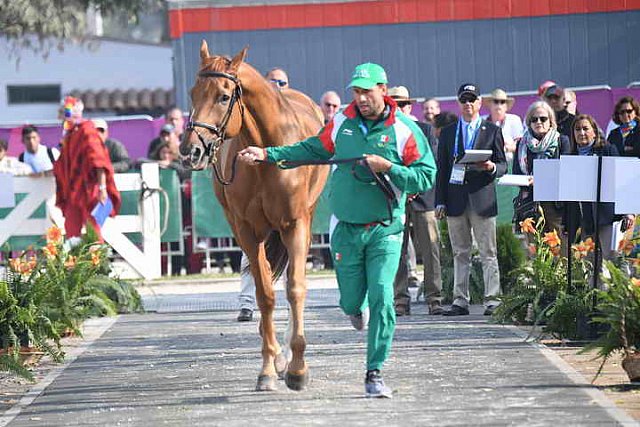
0, 163, 161, 280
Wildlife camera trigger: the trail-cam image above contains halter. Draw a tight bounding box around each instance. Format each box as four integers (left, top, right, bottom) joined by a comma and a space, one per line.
185, 70, 245, 185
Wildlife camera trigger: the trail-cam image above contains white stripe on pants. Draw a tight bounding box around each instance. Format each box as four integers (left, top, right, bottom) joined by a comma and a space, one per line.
446, 209, 500, 308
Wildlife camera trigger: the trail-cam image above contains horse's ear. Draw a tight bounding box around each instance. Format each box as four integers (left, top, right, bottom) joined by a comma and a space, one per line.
200, 40, 210, 61
229, 46, 248, 71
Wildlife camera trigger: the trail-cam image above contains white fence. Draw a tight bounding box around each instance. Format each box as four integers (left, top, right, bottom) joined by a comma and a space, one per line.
0, 163, 161, 280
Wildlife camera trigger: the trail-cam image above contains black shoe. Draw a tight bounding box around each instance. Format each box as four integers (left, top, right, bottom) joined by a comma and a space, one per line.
237, 308, 253, 322
442, 305, 469, 316
395, 305, 410, 316
428, 302, 444, 315
484, 306, 497, 316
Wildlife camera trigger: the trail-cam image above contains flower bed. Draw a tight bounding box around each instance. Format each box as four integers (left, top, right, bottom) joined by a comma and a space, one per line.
0, 226, 142, 380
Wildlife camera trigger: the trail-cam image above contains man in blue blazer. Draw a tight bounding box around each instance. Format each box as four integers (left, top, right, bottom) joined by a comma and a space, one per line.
435, 83, 507, 316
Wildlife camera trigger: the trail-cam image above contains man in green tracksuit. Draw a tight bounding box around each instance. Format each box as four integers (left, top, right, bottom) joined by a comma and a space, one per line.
238, 63, 436, 398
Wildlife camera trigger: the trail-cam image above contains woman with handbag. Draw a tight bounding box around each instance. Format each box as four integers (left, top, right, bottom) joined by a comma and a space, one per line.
512, 101, 571, 236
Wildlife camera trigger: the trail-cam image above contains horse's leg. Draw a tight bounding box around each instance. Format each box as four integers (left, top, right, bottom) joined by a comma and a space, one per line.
280, 220, 311, 391
242, 236, 282, 392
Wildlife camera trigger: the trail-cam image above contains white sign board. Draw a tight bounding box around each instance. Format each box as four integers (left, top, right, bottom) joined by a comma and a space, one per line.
0, 173, 15, 208
558, 155, 598, 202
533, 159, 560, 201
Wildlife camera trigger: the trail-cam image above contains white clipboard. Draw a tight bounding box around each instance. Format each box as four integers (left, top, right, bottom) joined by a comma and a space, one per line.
456, 149, 492, 164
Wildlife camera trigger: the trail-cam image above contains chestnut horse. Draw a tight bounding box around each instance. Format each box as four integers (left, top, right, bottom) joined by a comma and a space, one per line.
179, 41, 329, 391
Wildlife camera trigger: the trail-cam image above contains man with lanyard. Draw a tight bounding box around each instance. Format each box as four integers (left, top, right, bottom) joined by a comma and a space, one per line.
435, 83, 507, 316
238, 63, 436, 398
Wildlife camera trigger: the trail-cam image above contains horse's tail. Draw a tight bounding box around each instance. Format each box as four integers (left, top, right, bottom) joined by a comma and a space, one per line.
241, 231, 289, 283
265, 231, 288, 282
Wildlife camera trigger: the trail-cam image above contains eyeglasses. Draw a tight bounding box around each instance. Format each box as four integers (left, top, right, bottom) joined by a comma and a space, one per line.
530, 116, 549, 123
270, 79, 288, 88
492, 99, 507, 105
618, 108, 634, 115
458, 95, 477, 104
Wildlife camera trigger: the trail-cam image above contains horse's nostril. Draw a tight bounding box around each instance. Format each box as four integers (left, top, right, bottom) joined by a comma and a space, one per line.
179, 145, 191, 156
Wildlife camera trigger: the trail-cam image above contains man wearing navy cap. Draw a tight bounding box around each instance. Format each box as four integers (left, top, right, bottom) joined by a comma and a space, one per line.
436, 83, 507, 316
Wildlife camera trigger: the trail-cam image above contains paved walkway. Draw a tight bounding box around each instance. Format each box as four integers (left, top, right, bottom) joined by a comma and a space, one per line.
1, 277, 636, 426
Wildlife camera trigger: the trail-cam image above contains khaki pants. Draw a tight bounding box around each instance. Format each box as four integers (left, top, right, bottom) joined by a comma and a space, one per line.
394, 208, 442, 307
447, 210, 501, 308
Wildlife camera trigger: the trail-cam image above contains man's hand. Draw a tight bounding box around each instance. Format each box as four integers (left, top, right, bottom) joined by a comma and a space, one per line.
475, 160, 496, 172
238, 146, 266, 165
435, 205, 446, 220
365, 154, 392, 173
99, 187, 108, 203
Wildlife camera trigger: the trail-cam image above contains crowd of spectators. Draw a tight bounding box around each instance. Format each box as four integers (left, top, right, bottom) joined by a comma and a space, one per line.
1, 76, 638, 296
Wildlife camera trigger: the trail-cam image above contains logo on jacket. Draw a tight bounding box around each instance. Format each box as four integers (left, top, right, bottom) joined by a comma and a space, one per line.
380, 135, 389, 143
335, 252, 342, 262
341, 129, 353, 136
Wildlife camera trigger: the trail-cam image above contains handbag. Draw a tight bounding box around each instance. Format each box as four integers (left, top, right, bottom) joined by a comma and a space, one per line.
513, 192, 540, 229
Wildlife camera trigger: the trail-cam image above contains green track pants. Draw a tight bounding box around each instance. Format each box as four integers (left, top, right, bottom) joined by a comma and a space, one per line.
331, 221, 403, 371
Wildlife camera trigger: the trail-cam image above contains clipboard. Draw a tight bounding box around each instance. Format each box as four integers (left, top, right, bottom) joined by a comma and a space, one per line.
91, 197, 113, 227
456, 149, 492, 164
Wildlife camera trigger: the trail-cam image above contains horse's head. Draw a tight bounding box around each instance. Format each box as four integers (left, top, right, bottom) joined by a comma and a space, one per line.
180, 41, 247, 170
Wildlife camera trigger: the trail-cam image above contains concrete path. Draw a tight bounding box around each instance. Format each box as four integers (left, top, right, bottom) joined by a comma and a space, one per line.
2, 277, 635, 426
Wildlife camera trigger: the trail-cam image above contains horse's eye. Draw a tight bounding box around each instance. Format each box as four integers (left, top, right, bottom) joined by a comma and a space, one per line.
219, 94, 231, 103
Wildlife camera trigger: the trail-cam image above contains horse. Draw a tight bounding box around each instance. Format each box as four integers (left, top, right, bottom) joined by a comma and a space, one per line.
179, 41, 329, 392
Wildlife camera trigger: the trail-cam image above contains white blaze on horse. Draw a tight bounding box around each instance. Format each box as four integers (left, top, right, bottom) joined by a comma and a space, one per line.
179, 41, 329, 391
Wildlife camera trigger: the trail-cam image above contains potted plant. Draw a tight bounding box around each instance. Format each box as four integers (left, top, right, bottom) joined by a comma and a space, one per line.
493, 215, 596, 340
584, 260, 640, 381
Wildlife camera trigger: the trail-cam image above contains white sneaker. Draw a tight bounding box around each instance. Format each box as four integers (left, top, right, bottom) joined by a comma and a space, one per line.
349, 307, 369, 331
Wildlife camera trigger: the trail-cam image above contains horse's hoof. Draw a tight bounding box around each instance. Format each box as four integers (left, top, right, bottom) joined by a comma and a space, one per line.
285, 371, 309, 391
275, 353, 288, 380
255, 374, 278, 392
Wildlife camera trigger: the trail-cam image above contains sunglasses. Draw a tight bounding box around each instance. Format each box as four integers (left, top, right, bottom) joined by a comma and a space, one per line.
530, 116, 549, 123
324, 103, 339, 108
618, 108, 634, 115
458, 95, 478, 104
396, 102, 412, 108
492, 99, 507, 105
270, 79, 288, 87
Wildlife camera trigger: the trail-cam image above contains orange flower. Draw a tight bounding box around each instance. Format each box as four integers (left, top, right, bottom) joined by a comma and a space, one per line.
519, 217, 536, 234
8, 258, 21, 272
619, 239, 636, 256
550, 246, 561, 256
42, 242, 58, 258
64, 255, 77, 269
542, 230, 561, 248
583, 237, 595, 253
19, 256, 37, 276
45, 226, 63, 244
632, 278, 640, 287
91, 251, 101, 266
528, 244, 537, 256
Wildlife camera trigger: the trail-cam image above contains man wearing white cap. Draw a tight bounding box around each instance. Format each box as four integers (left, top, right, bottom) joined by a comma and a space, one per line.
388, 86, 443, 317
92, 119, 131, 173
482, 88, 524, 160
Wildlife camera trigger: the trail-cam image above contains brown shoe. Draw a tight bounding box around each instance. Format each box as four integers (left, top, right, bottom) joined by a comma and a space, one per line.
428, 302, 444, 315
395, 305, 410, 316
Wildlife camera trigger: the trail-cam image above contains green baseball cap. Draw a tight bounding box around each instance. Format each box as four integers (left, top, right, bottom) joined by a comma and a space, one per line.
347, 63, 388, 89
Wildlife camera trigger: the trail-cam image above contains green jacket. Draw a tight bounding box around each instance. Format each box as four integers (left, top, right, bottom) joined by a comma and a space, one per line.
266, 97, 437, 227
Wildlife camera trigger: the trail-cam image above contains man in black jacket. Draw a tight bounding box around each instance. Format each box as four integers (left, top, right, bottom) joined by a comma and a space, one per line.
436, 83, 507, 316
389, 86, 444, 316
543, 85, 575, 139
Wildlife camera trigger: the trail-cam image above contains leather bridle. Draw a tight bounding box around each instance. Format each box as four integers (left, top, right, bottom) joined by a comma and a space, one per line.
184, 70, 245, 185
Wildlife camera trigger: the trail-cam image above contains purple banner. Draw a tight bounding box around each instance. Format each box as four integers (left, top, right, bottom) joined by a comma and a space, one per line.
0, 116, 167, 161
411, 87, 640, 133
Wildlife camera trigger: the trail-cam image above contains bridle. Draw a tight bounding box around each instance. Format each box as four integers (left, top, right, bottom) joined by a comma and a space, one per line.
184, 70, 245, 185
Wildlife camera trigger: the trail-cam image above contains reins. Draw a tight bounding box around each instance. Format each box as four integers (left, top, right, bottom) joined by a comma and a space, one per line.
256, 156, 397, 227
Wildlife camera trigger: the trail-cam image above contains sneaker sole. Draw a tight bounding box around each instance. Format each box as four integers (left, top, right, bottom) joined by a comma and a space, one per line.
366, 391, 393, 398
